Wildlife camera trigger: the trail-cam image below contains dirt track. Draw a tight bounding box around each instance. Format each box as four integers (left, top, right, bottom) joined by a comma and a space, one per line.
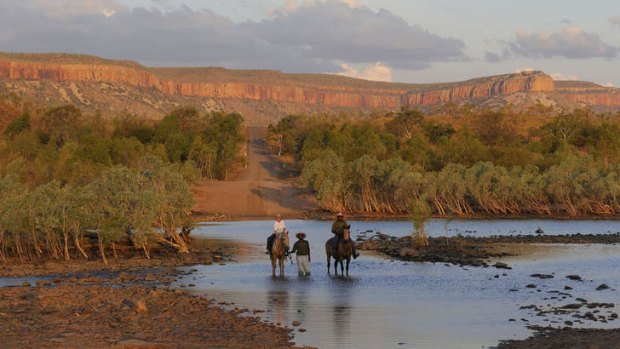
192, 126, 318, 219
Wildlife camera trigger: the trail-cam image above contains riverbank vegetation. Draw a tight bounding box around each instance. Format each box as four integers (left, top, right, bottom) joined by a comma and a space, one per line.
268, 107, 620, 217
0, 102, 244, 263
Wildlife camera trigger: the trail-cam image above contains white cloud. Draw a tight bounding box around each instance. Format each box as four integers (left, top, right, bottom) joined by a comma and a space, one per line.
336, 62, 392, 82
550, 72, 579, 80
509, 26, 618, 59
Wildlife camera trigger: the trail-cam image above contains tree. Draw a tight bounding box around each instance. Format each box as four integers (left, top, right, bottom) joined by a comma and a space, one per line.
3, 113, 30, 137
40, 105, 82, 147
301, 150, 349, 212
409, 197, 431, 247
138, 156, 193, 253
386, 108, 424, 141
87, 166, 155, 263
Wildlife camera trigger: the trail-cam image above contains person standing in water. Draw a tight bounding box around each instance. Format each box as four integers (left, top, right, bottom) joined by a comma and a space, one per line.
291, 232, 311, 276
267, 214, 287, 253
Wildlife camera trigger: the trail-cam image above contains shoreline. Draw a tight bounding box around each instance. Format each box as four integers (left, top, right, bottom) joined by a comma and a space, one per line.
0, 237, 306, 348
0, 272, 302, 349
193, 211, 620, 222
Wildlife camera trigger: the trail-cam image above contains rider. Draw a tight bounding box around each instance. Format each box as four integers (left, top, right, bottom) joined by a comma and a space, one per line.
267, 214, 287, 254
331, 213, 359, 259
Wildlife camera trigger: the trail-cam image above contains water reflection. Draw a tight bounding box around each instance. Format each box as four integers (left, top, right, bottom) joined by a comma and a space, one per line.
267, 287, 289, 326
332, 302, 352, 347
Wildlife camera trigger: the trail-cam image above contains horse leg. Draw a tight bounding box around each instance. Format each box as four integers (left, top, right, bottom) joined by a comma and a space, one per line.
279, 256, 285, 276
326, 254, 331, 274
271, 255, 276, 277
340, 258, 344, 274
346, 257, 350, 276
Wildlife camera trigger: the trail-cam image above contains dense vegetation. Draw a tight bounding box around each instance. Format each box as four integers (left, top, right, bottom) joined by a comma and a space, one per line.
0, 102, 244, 263
268, 107, 620, 217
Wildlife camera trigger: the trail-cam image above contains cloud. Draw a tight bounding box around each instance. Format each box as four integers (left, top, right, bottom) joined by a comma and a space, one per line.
604, 82, 615, 87
509, 26, 618, 59
22, 0, 123, 18
252, 0, 465, 70
336, 62, 392, 82
0, 0, 466, 73
550, 72, 579, 81
610, 16, 620, 27
484, 51, 502, 63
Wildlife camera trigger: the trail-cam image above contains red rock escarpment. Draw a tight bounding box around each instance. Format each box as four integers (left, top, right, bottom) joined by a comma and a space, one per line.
0, 53, 579, 109
401, 72, 555, 105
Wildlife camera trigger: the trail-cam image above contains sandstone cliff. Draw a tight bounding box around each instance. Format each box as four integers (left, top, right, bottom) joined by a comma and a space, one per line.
0, 52, 617, 121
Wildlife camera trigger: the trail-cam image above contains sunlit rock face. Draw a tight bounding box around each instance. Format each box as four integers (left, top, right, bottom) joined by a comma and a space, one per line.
0, 53, 618, 121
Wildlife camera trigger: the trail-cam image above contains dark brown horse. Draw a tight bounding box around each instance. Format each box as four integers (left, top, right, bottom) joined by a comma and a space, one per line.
270, 230, 289, 277
325, 226, 352, 276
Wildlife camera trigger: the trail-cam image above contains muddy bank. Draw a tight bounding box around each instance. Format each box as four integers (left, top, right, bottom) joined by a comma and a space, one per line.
496, 327, 620, 349
358, 232, 620, 268
0, 237, 237, 278
0, 236, 309, 348
0, 278, 300, 348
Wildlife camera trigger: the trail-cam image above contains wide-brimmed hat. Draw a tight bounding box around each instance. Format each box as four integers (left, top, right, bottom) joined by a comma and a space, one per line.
296, 232, 306, 239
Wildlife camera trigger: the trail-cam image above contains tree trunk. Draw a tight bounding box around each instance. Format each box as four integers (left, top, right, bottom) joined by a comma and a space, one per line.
97, 234, 108, 265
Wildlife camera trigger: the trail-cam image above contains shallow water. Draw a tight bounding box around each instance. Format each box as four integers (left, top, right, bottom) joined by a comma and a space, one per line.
177, 219, 620, 349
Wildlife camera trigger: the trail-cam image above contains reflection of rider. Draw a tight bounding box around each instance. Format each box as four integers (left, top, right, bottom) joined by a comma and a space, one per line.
331, 213, 359, 259
267, 214, 287, 253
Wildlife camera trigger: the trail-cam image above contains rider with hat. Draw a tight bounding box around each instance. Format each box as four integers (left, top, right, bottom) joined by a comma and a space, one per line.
331, 213, 359, 259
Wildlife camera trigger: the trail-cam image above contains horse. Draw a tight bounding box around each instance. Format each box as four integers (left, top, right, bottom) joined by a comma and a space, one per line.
270, 230, 289, 277
325, 226, 353, 276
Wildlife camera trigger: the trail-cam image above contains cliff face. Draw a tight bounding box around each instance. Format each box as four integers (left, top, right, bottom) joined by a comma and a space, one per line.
401, 72, 555, 106
0, 60, 161, 89
0, 52, 618, 119
0, 54, 554, 110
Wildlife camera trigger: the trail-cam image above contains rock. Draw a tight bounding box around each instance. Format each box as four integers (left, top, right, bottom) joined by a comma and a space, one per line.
566, 275, 583, 281
596, 284, 610, 291
21, 281, 31, 287
494, 262, 511, 269
526, 284, 537, 289
122, 299, 148, 314
144, 273, 156, 281
20, 292, 36, 301
561, 304, 584, 310
530, 274, 554, 279
564, 286, 573, 290
398, 248, 416, 258
298, 328, 306, 332
292, 320, 301, 327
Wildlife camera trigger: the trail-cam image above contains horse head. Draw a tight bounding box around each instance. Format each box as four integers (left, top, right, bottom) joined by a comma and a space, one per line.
343, 226, 351, 242
281, 230, 290, 249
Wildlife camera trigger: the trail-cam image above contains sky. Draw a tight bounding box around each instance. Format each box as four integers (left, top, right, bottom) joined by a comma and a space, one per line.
0, 0, 619, 86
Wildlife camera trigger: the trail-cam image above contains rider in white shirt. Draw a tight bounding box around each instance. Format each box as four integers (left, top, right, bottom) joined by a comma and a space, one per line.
267, 214, 287, 253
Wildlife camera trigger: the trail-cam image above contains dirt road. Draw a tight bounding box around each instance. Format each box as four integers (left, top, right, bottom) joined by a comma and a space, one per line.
192, 126, 318, 219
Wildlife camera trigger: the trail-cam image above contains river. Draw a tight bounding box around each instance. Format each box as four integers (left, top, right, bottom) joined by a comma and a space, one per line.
177, 219, 620, 349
